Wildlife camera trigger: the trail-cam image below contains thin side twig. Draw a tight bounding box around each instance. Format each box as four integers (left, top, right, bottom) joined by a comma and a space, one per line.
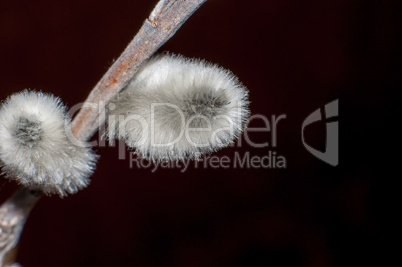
0, 189, 40, 265
0, 0, 207, 265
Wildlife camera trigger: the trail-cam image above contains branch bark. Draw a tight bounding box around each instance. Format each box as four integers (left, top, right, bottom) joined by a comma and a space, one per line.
0, 189, 40, 265
72, 0, 207, 142
0, 0, 207, 265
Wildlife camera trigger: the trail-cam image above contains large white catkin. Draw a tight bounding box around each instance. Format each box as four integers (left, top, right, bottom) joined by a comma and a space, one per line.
0, 90, 97, 197
108, 54, 250, 161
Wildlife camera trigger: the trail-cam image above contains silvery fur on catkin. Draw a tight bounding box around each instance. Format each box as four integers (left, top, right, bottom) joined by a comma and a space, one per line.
108, 54, 250, 161
0, 90, 97, 197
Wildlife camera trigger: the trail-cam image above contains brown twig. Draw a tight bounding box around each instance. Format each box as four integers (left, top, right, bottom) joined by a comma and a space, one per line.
0, 0, 207, 265
0, 189, 40, 265
72, 0, 207, 142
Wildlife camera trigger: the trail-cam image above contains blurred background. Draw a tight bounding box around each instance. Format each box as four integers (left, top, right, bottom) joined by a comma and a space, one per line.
0, 0, 396, 266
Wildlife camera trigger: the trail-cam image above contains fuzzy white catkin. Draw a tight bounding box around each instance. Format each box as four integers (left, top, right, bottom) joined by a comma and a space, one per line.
108, 54, 250, 161
0, 90, 97, 197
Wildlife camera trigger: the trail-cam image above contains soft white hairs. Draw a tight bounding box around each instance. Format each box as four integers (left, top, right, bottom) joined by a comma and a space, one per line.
108, 53, 250, 161
0, 90, 97, 197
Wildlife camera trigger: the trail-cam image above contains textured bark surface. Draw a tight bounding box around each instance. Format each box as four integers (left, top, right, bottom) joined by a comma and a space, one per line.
0, 189, 40, 265
72, 0, 207, 142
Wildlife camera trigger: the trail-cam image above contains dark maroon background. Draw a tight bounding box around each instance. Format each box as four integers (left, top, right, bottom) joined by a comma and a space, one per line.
0, 0, 396, 266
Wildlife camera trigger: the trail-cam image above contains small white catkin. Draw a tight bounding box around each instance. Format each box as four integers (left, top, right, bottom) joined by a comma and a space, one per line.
0, 90, 97, 197
108, 54, 250, 161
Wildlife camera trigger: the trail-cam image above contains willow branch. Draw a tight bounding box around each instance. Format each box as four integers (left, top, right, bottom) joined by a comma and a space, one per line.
0, 0, 207, 265
0, 189, 40, 265
72, 0, 207, 142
